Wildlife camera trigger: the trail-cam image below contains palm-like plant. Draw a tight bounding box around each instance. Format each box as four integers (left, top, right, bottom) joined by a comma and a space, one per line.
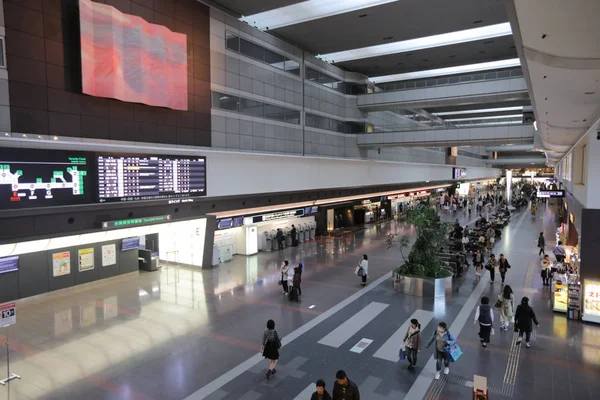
387, 204, 451, 278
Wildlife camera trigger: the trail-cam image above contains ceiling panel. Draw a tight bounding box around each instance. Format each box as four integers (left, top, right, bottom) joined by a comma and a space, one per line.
273, 0, 508, 55
210, 0, 305, 16
336, 36, 517, 76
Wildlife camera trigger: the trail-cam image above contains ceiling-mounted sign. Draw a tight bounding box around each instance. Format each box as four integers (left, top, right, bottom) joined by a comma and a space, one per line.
537, 190, 565, 198
388, 194, 407, 200
452, 167, 467, 179
436, 187, 447, 193
252, 209, 304, 223
102, 215, 172, 229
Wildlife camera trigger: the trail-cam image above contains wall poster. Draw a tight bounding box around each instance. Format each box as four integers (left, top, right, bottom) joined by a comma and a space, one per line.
78, 248, 95, 272
52, 251, 71, 277
102, 244, 117, 266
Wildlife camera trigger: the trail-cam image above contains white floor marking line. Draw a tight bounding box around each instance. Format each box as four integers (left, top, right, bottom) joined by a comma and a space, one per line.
405, 273, 490, 399
309, 305, 315, 309
185, 271, 392, 400
318, 302, 389, 348
372, 309, 434, 362
292, 383, 315, 400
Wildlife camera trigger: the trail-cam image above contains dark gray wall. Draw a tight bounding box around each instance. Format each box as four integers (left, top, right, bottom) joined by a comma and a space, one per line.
0, 239, 138, 303
580, 208, 600, 281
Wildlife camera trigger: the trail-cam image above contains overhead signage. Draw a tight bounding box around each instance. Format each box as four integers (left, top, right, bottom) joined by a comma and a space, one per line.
102, 215, 172, 229
452, 167, 467, 179
0, 256, 18, 274
362, 200, 372, 205
436, 187, 447, 193
216, 216, 244, 230
0, 302, 16, 328
414, 191, 431, 197
537, 190, 565, 198
303, 206, 318, 215
388, 194, 407, 200
252, 209, 304, 223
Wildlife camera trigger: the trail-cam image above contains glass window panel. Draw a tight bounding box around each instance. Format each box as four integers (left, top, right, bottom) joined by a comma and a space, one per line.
437, 77, 448, 85
426, 79, 437, 87
212, 92, 239, 111
394, 82, 405, 90
449, 76, 460, 84
264, 49, 285, 70
497, 70, 510, 78
415, 80, 426, 88
305, 113, 317, 128
472, 73, 484, 81
511, 68, 523, 77
240, 38, 264, 62
459, 75, 472, 82
264, 104, 286, 121
484, 72, 496, 80
306, 67, 319, 82
225, 32, 239, 52
240, 97, 264, 117
285, 59, 300, 75
405, 81, 415, 89
317, 72, 337, 85
285, 110, 301, 124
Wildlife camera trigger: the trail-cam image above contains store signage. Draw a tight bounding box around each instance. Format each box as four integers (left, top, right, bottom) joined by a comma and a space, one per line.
0, 302, 16, 328
435, 188, 447, 193
102, 215, 172, 229
388, 194, 407, 200
253, 209, 304, 223
584, 280, 600, 317
537, 190, 565, 198
362, 200, 372, 205
414, 191, 430, 197
0, 256, 18, 275
452, 167, 467, 179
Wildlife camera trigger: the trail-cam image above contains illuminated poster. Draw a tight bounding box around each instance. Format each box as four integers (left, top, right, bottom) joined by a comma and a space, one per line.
102, 244, 116, 267
52, 251, 71, 277
79, 0, 188, 110
78, 248, 95, 271
584, 280, 600, 317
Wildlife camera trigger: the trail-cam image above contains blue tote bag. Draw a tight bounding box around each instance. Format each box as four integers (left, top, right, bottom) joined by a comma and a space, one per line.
445, 342, 463, 362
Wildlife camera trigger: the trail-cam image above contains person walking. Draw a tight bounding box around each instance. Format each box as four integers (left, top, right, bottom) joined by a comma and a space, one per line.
537, 232, 545, 256
332, 370, 360, 400
276, 228, 284, 250
425, 322, 456, 380
474, 296, 494, 347
311, 379, 332, 400
514, 297, 539, 348
261, 319, 281, 379
498, 253, 511, 284
498, 285, 515, 331
486, 253, 498, 284
359, 254, 369, 287
289, 264, 302, 302
295, 263, 303, 297
553, 240, 566, 263
486, 226, 496, 251
473, 249, 485, 277
280, 260, 290, 294
403, 318, 422, 369
291, 225, 298, 247
541, 254, 552, 286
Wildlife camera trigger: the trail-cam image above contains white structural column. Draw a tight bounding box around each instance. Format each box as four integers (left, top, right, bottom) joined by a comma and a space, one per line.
506, 170, 512, 203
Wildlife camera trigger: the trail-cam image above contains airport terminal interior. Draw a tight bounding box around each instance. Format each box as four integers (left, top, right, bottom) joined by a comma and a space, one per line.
0, 0, 599, 399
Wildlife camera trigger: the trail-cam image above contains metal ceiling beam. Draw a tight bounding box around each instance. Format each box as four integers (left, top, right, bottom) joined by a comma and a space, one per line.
486, 157, 546, 165
485, 144, 534, 152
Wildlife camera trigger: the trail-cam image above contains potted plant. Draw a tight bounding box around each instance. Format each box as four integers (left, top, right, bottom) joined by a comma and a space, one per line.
387, 204, 453, 297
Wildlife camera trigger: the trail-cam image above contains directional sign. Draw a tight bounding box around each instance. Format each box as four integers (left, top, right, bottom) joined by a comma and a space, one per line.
0, 302, 16, 328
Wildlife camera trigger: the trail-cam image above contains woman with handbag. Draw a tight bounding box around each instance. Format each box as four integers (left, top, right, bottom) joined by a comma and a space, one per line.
497, 285, 514, 330
425, 322, 456, 380
403, 318, 422, 369
359, 254, 369, 286
280, 260, 290, 294
261, 319, 281, 379
473, 249, 485, 277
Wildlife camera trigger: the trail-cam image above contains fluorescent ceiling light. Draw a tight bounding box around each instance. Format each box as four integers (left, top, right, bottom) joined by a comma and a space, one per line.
455, 120, 523, 127
319, 23, 512, 63
371, 58, 521, 83
445, 114, 522, 122
433, 106, 523, 116
240, 0, 398, 31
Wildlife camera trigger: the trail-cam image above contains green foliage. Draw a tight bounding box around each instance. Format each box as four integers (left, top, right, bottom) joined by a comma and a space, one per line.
389, 204, 451, 279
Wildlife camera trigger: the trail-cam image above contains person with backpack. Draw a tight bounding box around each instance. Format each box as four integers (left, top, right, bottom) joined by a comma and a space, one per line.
498, 285, 515, 331
261, 319, 281, 379
498, 253, 511, 284
474, 296, 494, 347
358, 254, 369, 286
514, 297, 539, 348
425, 322, 456, 380
403, 318, 422, 369
553, 240, 566, 263
311, 379, 332, 400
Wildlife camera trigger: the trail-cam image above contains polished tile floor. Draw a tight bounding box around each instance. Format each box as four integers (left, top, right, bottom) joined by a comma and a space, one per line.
0, 201, 597, 400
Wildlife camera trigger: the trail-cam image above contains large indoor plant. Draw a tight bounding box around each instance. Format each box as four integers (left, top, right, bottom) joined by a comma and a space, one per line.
387, 204, 451, 279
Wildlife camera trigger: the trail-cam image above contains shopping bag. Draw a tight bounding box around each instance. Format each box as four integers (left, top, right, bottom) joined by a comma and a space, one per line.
354, 266, 361, 276
445, 342, 463, 362
398, 348, 406, 360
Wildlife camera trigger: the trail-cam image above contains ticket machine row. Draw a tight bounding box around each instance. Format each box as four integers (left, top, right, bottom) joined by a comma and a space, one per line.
261, 222, 316, 252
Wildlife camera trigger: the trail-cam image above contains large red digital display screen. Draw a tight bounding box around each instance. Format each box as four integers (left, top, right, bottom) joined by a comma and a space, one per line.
79, 0, 188, 110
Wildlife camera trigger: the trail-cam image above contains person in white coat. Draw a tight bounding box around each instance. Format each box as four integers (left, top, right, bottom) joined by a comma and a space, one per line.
359, 254, 369, 286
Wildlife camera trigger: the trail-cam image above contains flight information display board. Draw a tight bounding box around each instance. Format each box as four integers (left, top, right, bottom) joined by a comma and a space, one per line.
97, 154, 206, 203
0, 148, 91, 209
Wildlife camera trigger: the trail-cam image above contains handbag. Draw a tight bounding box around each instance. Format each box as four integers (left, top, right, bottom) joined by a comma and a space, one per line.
275, 332, 282, 349
445, 342, 463, 362
398, 347, 406, 360
354, 266, 361, 276
494, 299, 502, 308
485, 263, 492, 271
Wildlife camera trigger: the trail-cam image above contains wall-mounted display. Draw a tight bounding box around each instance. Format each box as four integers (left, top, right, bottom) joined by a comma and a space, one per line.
252, 209, 304, 223
452, 167, 467, 179
97, 155, 206, 202
0, 148, 91, 209
0, 256, 18, 274
79, 0, 188, 110
537, 190, 565, 198
102, 244, 117, 266
78, 248, 95, 272
52, 251, 71, 277
121, 237, 140, 251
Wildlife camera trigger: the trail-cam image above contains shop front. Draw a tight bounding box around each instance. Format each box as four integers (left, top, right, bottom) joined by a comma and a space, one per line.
352, 197, 391, 225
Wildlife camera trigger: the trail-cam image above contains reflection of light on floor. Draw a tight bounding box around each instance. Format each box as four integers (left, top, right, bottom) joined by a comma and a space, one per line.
552, 316, 567, 339
582, 325, 600, 365
434, 296, 445, 315
309, 305, 315, 309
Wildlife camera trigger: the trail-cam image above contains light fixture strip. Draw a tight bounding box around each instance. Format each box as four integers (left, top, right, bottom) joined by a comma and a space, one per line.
319, 23, 512, 63
371, 58, 521, 83
445, 114, 523, 122
433, 106, 523, 116
240, 0, 398, 31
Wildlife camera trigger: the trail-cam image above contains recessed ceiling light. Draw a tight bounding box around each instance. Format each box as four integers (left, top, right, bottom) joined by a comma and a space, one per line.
585, 91, 595, 95
53, 136, 59, 140
382, 36, 394, 40
473, 20, 483, 24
